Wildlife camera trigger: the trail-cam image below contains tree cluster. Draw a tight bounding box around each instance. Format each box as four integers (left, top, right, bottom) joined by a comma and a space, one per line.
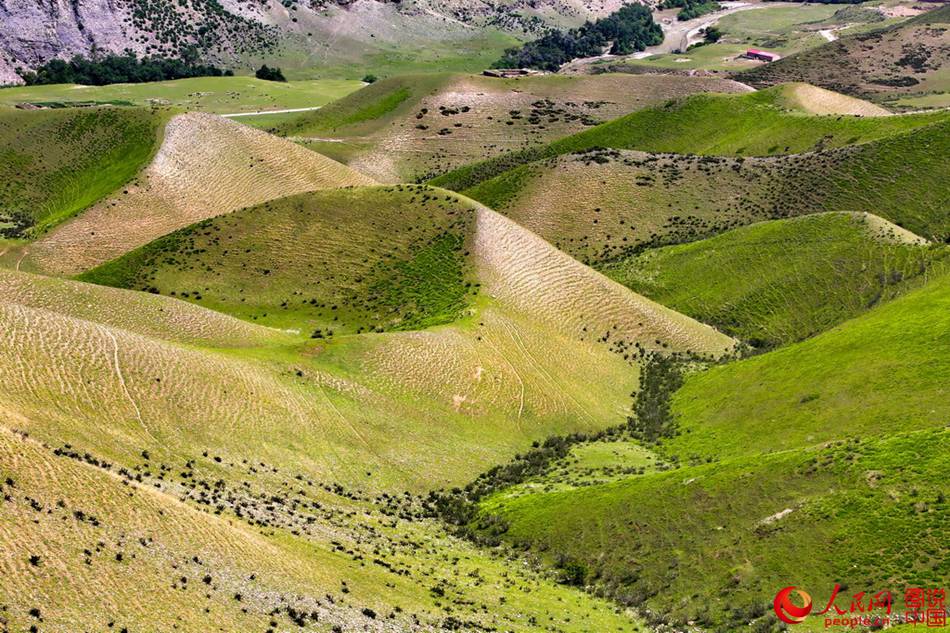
661, 0, 723, 21
18, 52, 232, 86
255, 64, 287, 82
493, 4, 663, 71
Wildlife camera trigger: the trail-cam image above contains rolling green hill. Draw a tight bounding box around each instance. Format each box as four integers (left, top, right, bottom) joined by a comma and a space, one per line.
80, 184, 734, 356
602, 212, 948, 348
468, 267, 950, 631
431, 86, 949, 193
452, 116, 950, 263
81, 186, 479, 334
0, 106, 167, 237
8, 112, 375, 276
274, 72, 751, 182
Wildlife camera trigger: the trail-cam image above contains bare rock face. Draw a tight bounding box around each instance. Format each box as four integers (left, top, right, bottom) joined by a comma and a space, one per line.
0, 0, 139, 82
0, 0, 278, 83
0, 0, 628, 84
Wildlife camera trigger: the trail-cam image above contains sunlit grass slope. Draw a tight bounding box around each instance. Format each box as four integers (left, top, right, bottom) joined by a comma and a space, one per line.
431, 86, 949, 193
276, 73, 751, 182
456, 117, 950, 261
473, 269, 950, 631
0, 106, 166, 236
480, 428, 949, 632
602, 212, 948, 347
81, 186, 478, 334
11, 112, 375, 276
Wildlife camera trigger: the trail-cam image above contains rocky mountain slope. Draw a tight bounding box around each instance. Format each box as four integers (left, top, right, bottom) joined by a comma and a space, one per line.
0, 0, 629, 85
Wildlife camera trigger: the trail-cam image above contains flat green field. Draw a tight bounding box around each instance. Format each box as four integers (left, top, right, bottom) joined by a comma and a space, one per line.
0, 76, 362, 114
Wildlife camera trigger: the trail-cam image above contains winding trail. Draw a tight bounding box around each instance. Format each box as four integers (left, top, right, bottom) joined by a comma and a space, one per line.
220, 106, 323, 118
103, 328, 157, 444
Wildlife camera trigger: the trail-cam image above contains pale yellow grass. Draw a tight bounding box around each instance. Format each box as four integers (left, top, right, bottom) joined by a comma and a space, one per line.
472, 204, 736, 356
22, 113, 376, 276
349, 74, 752, 182
0, 268, 289, 347
780, 83, 892, 117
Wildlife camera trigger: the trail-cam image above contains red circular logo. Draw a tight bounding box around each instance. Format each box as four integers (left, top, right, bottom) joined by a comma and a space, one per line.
774, 586, 813, 624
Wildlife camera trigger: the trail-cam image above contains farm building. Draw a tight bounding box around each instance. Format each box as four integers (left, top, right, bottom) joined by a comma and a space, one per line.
743, 49, 780, 62
482, 68, 544, 78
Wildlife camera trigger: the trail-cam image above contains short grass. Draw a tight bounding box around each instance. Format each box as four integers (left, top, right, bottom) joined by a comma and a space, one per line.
431, 86, 949, 193
13, 111, 375, 276
0, 415, 647, 633
274, 74, 451, 137
0, 106, 166, 236
471, 268, 950, 631
253, 30, 521, 81
276, 72, 750, 182
601, 212, 949, 348
0, 76, 362, 114
80, 186, 479, 335
443, 112, 950, 261
664, 267, 950, 460
479, 428, 949, 632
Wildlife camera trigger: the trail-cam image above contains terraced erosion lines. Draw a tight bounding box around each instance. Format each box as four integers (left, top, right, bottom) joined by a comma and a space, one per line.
778, 82, 892, 117
472, 203, 737, 356
0, 269, 288, 348
23, 113, 376, 276
102, 327, 156, 445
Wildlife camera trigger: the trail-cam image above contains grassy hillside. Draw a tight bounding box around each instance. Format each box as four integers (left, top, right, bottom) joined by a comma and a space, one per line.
478, 428, 949, 632
0, 106, 166, 237
81, 186, 479, 334
275, 73, 752, 182
602, 212, 948, 348
80, 184, 734, 356
9, 112, 375, 276
737, 5, 950, 108
0, 415, 646, 633
455, 116, 950, 264
665, 268, 950, 460
468, 268, 950, 631
431, 86, 949, 193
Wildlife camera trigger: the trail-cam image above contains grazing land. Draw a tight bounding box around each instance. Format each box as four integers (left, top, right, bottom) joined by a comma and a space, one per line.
0, 76, 362, 115
275, 72, 752, 182
0, 4, 947, 630
0, 106, 167, 237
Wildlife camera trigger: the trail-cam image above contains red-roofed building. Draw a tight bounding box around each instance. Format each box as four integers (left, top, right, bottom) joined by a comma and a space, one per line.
744, 49, 780, 62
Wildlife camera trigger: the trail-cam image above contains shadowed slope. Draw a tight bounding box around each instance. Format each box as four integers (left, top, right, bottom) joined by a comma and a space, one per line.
0, 106, 166, 237
15, 113, 375, 276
